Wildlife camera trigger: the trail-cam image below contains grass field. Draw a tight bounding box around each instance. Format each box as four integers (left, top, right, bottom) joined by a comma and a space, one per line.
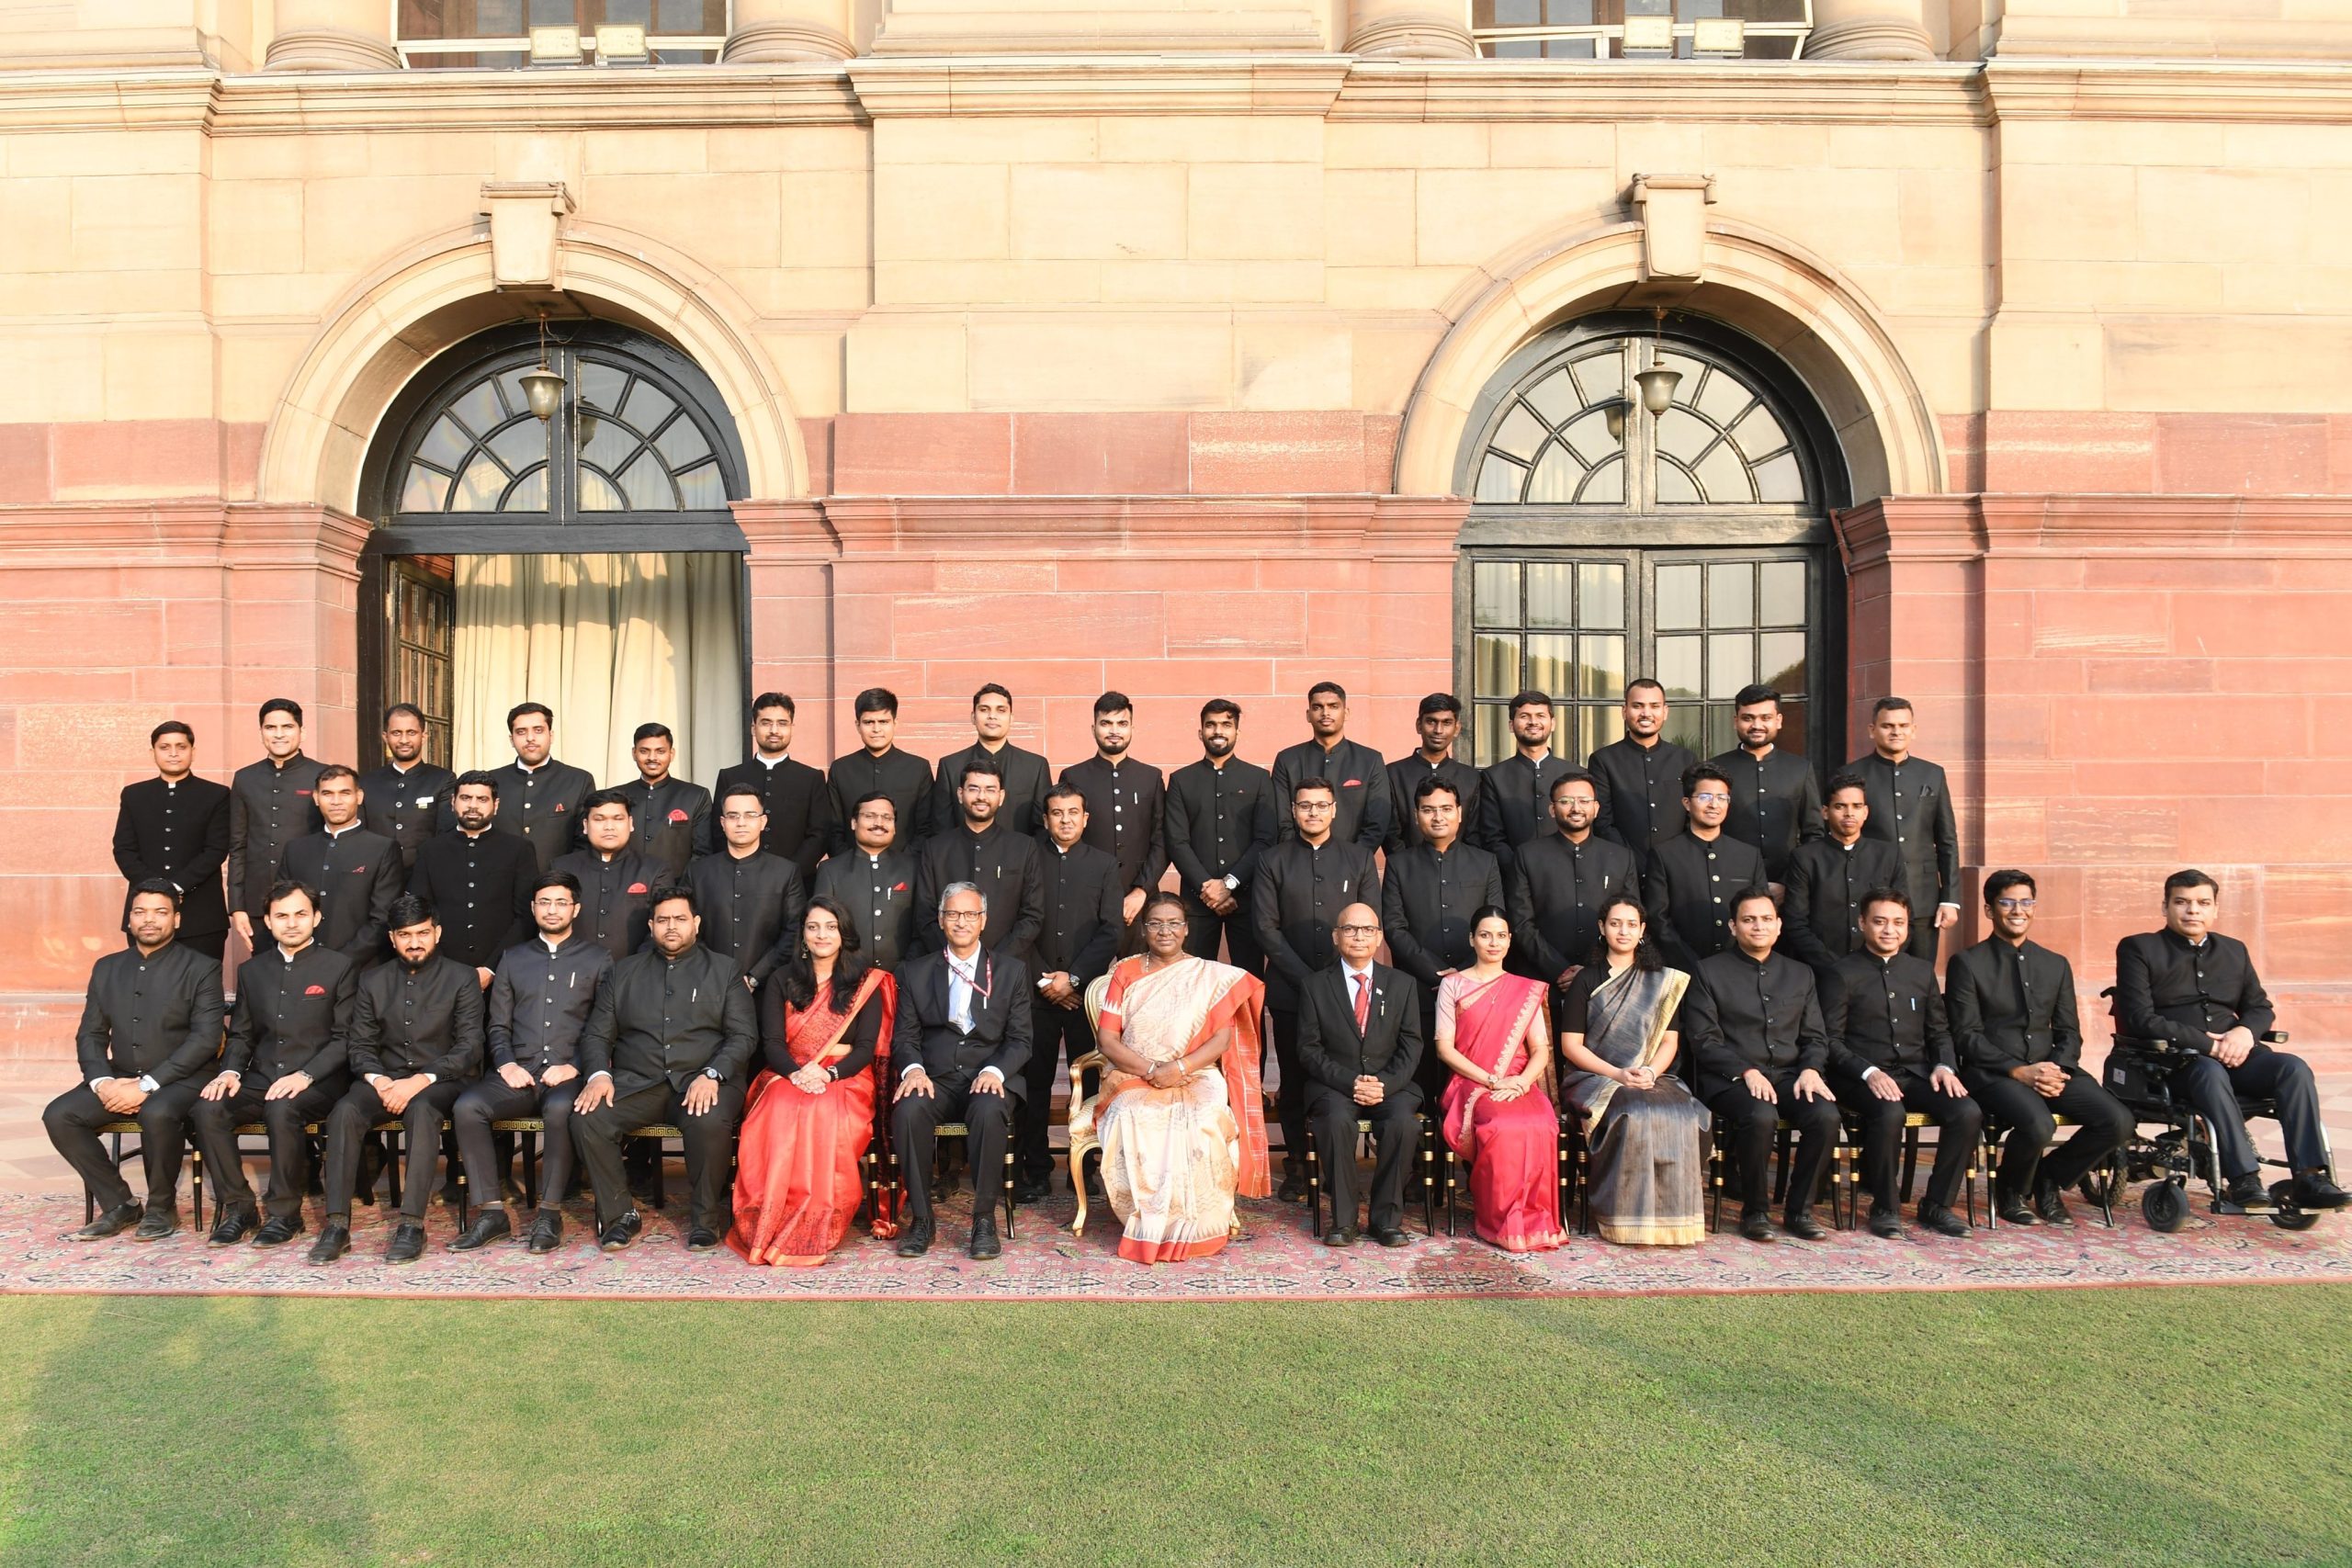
0, 1285, 2346, 1566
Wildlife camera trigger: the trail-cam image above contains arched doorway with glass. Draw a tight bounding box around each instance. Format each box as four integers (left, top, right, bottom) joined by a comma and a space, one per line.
357, 320, 751, 785
1453, 311, 1849, 772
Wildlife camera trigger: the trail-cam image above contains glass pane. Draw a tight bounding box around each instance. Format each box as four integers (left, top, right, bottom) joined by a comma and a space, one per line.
1474, 561, 1518, 626
1662, 705, 1706, 755
399, 464, 451, 513
1491, 403, 1547, 462
1577, 455, 1623, 504
451, 378, 503, 435
1708, 562, 1754, 626
500, 467, 548, 513
1760, 629, 1806, 692
1587, 704, 1625, 753
1526, 443, 1582, 503
1707, 632, 1754, 698
1522, 368, 1580, 427
1701, 705, 1736, 758
620, 378, 675, 434
579, 362, 628, 412
653, 415, 711, 468
1526, 563, 1574, 627
496, 368, 535, 419
485, 417, 546, 475
1654, 406, 1712, 463
1656, 460, 1700, 504
1759, 560, 1806, 625
1656, 634, 1702, 701
580, 412, 639, 475
618, 451, 674, 511
578, 468, 625, 512
1577, 562, 1624, 628
1524, 634, 1573, 699
1578, 633, 1624, 699
1474, 705, 1510, 766
1656, 565, 1702, 630
1566, 346, 1622, 409
1657, 352, 1705, 396
675, 460, 726, 510
1561, 408, 1618, 467
1476, 455, 1524, 503
1779, 703, 1807, 755
451, 451, 508, 511
418, 414, 470, 469
1692, 438, 1751, 503
1731, 402, 1790, 461
1693, 365, 1753, 427
1752, 451, 1804, 503
1474, 633, 1519, 696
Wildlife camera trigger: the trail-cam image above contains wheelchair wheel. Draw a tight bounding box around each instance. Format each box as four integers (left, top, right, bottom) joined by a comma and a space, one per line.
2142, 1179, 2188, 1233
2269, 1181, 2320, 1232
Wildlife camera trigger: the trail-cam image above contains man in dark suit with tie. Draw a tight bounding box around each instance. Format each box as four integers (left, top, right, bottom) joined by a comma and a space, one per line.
277, 764, 404, 964
114, 719, 232, 961
357, 703, 456, 873
712, 692, 838, 882
489, 702, 595, 874
1022, 786, 1125, 1201
1382, 775, 1502, 1103
814, 794, 919, 972
1476, 689, 1571, 879
890, 883, 1034, 1260
931, 682, 1053, 840
46, 880, 223, 1241
1385, 694, 1480, 854
226, 697, 325, 955
1844, 697, 1959, 961
1297, 902, 1424, 1248
1164, 698, 1275, 976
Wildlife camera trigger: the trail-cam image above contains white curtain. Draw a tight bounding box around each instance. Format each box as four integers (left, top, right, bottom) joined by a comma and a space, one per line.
451, 552, 744, 788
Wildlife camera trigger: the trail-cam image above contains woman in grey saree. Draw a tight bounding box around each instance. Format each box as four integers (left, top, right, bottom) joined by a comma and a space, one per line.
1555, 895, 1707, 1246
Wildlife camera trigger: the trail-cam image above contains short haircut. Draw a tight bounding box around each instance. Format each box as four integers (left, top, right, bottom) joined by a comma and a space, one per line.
381, 702, 425, 728
453, 769, 502, 800
1291, 775, 1336, 801
1417, 693, 1462, 720
1732, 887, 1781, 919
151, 720, 194, 746
264, 878, 317, 914
1093, 690, 1133, 718
1733, 683, 1781, 712
1411, 774, 1460, 807
1306, 681, 1347, 705
972, 682, 1013, 709
1871, 695, 1914, 718
1825, 769, 1870, 801
849, 790, 896, 818
385, 893, 435, 931
127, 877, 182, 910
632, 722, 673, 746
751, 691, 796, 719
2165, 868, 2221, 900
1860, 886, 1913, 919
854, 687, 899, 718
1983, 869, 2038, 908
1681, 762, 1731, 795
1508, 689, 1553, 718
938, 880, 988, 918
313, 763, 359, 789
715, 784, 765, 813
506, 701, 554, 730
956, 753, 1006, 788
259, 697, 302, 726
580, 787, 632, 818
1043, 784, 1087, 810
533, 870, 582, 898
1200, 698, 1242, 724
1550, 767, 1600, 800
648, 882, 697, 917
1623, 678, 1665, 701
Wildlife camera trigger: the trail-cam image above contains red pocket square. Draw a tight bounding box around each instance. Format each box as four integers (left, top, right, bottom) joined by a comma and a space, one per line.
352, 864, 370, 874
628, 882, 649, 895
303, 984, 326, 996
891, 882, 909, 893
1341, 778, 1363, 788
667, 808, 689, 823
553, 802, 567, 812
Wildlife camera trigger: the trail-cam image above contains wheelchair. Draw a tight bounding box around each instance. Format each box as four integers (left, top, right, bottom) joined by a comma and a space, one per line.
2096, 988, 2335, 1234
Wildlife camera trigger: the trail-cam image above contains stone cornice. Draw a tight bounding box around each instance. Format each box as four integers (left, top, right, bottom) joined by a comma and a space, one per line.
0, 502, 371, 570
1838, 494, 2352, 572
1333, 59, 1989, 124
1983, 58, 2352, 124
813, 494, 1464, 554
844, 54, 1351, 116
206, 62, 865, 133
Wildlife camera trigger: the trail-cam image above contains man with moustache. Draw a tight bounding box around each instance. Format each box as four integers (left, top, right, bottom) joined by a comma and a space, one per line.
932, 683, 1053, 840
46, 881, 224, 1241
113, 719, 231, 961
1385, 694, 1480, 854
1271, 682, 1392, 853
1297, 902, 1424, 1248
712, 692, 837, 882
1844, 697, 1959, 962
489, 702, 594, 875
1781, 772, 1904, 985
551, 789, 658, 963
1509, 769, 1642, 997
1382, 777, 1503, 1104
685, 784, 808, 992
1164, 699, 1275, 976
1709, 684, 1822, 886
828, 687, 933, 853
914, 756, 1045, 964
1020, 785, 1125, 1201
1476, 690, 1571, 879
277, 764, 404, 964
309, 895, 484, 1266
227, 698, 325, 955
618, 722, 712, 881
408, 772, 537, 987
358, 704, 456, 873
190, 881, 357, 1247
1059, 691, 1167, 931
1644, 764, 1770, 974
1589, 679, 1697, 857
813, 794, 919, 973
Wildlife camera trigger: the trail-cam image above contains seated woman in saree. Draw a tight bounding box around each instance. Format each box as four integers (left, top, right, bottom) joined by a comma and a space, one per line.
728, 897, 898, 1267
1073, 892, 1271, 1263
1432, 907, 1566, 1253
1555, 894, 1707, 1247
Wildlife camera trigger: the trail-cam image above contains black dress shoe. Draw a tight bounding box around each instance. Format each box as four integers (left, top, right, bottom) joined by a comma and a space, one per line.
387, 1223, 427, 1264
895, 1216, 934, 1258
1322, 1227, 1357, 1247
1277, 1172, 1308, 1205
305, 1223, 351, 1265
1372, 1227, 1413, 1248
69, 1201, 143, 1241
209, 1207, 257, 1247
1867, 1206, 1903, 1239
2033, 1179, 2075, 1225
450, 1209, 512, 1251
684, 1227, 721, 1252
1011, 1177, 1051, 1206
131, 1209, 180, 1243
1995, 1196, 2038, 1226
1781, 1209, 1826, 1242
252, 1214, 304, 1247
1738, 1208, 1776, 1243
526, 1212, 562, 1254
967, 1216, 1001, 1260
2291, 1172, 2352, 1211
1917, 1203, 1971, 1238
2220, 1172, 2271, 1213
597, 1211, 643, 1252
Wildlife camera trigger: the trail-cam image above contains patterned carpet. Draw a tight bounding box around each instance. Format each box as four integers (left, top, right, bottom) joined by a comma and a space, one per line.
5, 1181, 2348, 1303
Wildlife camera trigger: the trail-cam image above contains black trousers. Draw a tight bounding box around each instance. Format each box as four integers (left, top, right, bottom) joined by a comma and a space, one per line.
190, 1072, 349, 1221
1181, 899, 1262, 977
322, 1077, 466, 1224
890, 1073, 1012, 1226
454, 1075, 581, 1210
1703, 1070, 1842, 1215
1266, 1009, 1309, 1173
179, 929, 228, 962
1830, 1065, 1983, 1213
2173, 1044, 2331, 1179
44, 1079, 203, 1213
1018, 1001, 1092, 1187
1963, 1066, 2133, 1197
573, 1079, 746, 1233
1307, 1081, 1421, 1234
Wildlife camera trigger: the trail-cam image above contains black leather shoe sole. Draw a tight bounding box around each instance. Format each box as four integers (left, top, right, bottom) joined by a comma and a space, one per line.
1373, 1228, 1413, 1248
1322, 1229, 1357, 1247
1739, 1213, 1775, 1243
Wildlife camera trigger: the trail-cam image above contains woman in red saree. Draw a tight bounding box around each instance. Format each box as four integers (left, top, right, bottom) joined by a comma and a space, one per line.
1433, 907, 1566, 1253
1076, 893, 1271, 1263
728, 897, 897, 1267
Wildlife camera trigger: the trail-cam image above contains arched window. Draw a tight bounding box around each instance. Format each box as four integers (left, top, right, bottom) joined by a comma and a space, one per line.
1454, 314, 1845, 768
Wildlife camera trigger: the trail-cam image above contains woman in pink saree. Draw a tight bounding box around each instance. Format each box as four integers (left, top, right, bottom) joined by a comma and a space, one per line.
1433, 907, 1567, 1253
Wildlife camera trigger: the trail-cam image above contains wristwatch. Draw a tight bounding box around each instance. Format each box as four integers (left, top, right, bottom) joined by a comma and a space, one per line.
1222, 874, 1240, 892
702, 1067, 722, 1082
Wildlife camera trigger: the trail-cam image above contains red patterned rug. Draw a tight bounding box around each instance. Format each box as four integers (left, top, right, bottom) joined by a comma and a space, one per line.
4, 1184, 2347, 1302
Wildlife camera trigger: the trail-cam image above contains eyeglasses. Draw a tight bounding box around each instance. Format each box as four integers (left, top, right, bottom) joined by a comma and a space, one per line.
1143, 919, 1187, 934
1993, 898, 2036, 911
1335, 924, 1381, 936
941, 909, 985, 923
1690, 793, 1729, 805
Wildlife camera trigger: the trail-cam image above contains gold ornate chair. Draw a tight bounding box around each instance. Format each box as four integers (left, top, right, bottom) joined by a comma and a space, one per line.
1065, 974, 1111, 1237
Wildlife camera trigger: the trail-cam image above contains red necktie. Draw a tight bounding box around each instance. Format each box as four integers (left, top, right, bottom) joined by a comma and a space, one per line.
1353, 972, 1371, 1033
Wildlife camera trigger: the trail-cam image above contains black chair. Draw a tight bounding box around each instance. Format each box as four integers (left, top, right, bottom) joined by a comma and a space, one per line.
1704, 1112, 1855, 1235
81, 1121, 149, 1225
1974, 1108, 2123, 1228
190, 1119, 466, 1228
885, 1122, 1015, 1242
1826, 1108, 1990, 1230
1304, 1114, 1438, 1238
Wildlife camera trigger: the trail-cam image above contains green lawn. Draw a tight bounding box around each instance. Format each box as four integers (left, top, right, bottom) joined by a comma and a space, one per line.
0, 1286, 2346, 1566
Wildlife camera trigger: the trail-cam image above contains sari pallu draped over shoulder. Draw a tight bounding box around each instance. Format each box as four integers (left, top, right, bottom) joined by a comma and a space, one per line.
1560, 963, 1706, 1247
1438, 972, 1567, 1253
727, 968, 898, 1267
